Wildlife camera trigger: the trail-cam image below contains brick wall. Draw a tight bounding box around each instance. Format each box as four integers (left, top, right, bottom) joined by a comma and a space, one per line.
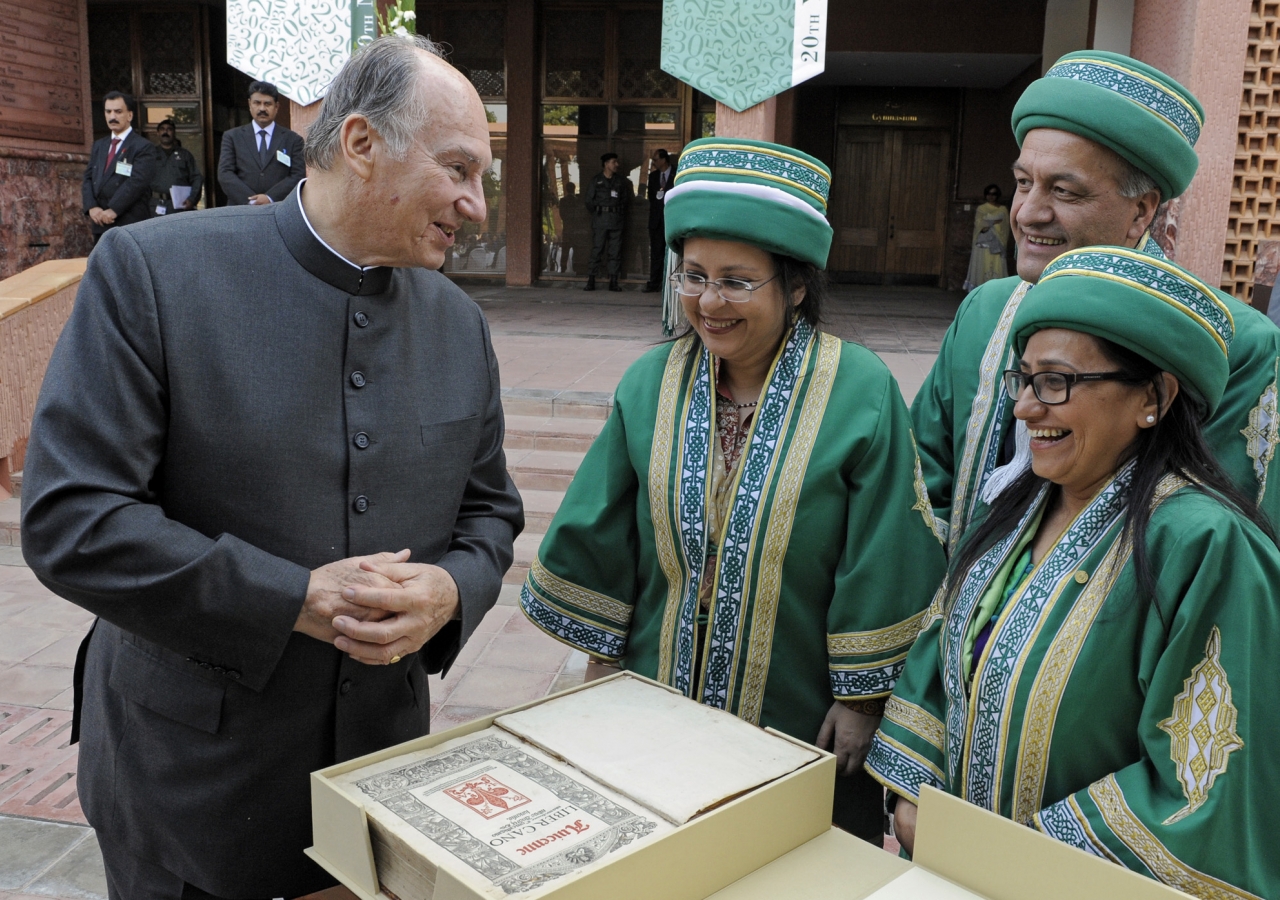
0, 149, 95, 281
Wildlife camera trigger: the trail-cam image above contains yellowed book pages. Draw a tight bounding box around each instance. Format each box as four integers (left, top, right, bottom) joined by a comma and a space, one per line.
330, 726, 675, 899
494, 674, 821, 825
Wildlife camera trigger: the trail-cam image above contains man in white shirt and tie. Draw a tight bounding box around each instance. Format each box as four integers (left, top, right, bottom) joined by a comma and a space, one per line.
216, 80, 306, 206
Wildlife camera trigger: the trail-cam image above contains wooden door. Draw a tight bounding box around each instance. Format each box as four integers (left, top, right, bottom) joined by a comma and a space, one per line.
829, 127, 951, 282
829, 128, 893, 273
885, 129, 951, 278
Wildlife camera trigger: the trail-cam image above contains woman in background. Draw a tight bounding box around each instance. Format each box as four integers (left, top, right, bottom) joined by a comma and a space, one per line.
963, 184, 1009, 291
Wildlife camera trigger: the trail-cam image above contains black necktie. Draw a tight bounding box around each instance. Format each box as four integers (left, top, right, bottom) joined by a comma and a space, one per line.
258, 129, 269, 166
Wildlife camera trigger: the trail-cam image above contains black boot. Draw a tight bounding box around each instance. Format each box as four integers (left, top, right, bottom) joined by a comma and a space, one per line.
608, 276, 622, 292
584, 275, 596, 291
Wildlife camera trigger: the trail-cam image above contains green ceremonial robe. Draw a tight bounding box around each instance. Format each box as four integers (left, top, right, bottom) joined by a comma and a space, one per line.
866, 467, 1280, 899
521, 321, 948, 748
914, 235, 1280, 553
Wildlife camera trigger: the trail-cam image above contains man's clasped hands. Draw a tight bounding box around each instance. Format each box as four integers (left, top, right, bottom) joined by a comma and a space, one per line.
295, 551, 460, 666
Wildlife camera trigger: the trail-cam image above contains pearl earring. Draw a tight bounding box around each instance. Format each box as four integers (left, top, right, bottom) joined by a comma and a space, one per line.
1146, 415, 1156, 424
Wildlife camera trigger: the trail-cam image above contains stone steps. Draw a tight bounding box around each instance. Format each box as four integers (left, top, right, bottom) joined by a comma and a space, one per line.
506, 449, 585, 492
0, 497, 17, 548
503, 414, 604, 453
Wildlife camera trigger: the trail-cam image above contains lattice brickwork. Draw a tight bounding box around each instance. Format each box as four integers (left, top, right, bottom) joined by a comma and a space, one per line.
1226, 0, 1280, 300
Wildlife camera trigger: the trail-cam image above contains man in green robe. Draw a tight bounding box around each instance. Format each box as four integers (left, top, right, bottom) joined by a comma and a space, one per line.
914, 51, 1280, 551
868, 249, 1280, 899
522, 138, 948, 840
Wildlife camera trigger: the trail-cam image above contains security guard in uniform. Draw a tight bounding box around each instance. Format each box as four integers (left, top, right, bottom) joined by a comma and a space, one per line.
150, 118, 203, 214
583, 151, 633, 291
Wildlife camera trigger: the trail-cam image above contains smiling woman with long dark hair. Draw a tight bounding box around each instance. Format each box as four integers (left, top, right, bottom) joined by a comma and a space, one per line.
520, 138, 947, 842
867, 247, 1280, 898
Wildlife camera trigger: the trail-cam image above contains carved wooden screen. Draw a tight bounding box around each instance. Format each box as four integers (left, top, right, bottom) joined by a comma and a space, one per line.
1226, 0, 1280, 301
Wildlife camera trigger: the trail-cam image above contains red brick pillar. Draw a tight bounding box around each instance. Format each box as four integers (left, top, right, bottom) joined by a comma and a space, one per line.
1131, 0, 1251, 285
289, 100, 323, 139
505, 0, 540, 286
714, 97, 778, 141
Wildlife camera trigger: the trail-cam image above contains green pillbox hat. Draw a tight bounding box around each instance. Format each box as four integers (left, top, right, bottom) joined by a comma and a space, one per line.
665, 138, 834, 268
1013, 247, 1233, 416
1012, 51, 1204, 199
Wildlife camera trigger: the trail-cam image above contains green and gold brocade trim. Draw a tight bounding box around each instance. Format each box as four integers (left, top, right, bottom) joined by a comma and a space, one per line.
1084, 776, 1264, 900
521, 558, 631, 661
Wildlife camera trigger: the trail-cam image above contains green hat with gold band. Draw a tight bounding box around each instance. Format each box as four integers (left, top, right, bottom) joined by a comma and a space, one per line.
665, 138, 833, 268
1011, 51, 1204, 199
1012, 247, 1233, 416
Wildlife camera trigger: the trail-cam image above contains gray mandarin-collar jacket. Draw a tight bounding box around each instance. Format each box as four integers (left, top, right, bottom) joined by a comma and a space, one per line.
20, 191, 523, 896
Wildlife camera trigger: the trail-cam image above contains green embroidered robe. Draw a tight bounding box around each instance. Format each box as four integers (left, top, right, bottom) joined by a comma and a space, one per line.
521, 322, 948, 745
914, 236, 1280, 552
866, 468, 1280, 899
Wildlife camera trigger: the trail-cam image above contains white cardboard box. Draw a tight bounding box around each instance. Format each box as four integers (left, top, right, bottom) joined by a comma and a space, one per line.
306, 672, 835, 900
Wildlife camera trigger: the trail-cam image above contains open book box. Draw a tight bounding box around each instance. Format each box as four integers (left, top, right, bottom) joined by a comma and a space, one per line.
306, 672, 836, 900
705, 785, 1194, 900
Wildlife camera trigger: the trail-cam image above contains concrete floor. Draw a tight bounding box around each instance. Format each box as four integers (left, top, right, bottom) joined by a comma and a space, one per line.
0, 280, 957, 897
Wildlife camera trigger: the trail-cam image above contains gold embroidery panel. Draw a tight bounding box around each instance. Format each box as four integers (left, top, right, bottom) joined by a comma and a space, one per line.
1157, 625, 1245, 825
737, 332, 840, 724
1239, 358, 1279, 505
652, 337, 695, 684
1011, 537, 1132, 823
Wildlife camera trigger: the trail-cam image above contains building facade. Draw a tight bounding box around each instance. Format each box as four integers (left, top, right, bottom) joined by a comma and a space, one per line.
0, 0, 1264, 299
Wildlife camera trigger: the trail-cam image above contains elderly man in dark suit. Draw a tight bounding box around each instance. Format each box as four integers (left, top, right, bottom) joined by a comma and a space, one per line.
22, 36, 521, 900
82, 91, 159, 243
217, 79, 306, 205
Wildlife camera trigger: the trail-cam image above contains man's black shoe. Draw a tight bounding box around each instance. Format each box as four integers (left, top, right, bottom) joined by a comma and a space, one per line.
608, 277, 622, 292
584, 276, 596, 291
642, 283, 660, 292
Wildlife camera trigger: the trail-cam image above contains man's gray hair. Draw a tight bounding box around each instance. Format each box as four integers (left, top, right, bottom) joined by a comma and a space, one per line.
304, 35, 446, 170
1116, 154, 1161, 204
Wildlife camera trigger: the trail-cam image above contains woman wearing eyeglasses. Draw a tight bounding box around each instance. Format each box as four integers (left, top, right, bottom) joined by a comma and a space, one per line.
868, 247, 1280, 896
521, 138, 948, 842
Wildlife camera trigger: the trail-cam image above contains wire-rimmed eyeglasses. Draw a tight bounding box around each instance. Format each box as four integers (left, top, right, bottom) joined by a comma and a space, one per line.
1002, 369, 1131, 405
669, 271, 780, 303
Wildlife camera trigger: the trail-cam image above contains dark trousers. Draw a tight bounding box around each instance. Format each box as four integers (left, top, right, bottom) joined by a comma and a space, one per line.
97, 831, 286, 900
588, 224, 623, 278
647, 223, 665, 287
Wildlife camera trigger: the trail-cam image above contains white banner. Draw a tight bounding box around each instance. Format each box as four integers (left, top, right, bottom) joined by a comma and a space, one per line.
792, 0, 829, 87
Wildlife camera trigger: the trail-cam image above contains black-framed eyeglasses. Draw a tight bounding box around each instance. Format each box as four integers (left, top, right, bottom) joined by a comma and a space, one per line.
1002, 369, 1131, 405
670, 271, 780, 303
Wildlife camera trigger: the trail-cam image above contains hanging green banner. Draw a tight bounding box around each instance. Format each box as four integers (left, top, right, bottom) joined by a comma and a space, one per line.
661, 0, 829, 112
352, 0, 378, 49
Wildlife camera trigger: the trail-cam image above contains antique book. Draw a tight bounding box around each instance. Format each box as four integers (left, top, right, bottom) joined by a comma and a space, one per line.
495, 675, 822, 824
332, 726, 675, 899
330, 676, 823, 899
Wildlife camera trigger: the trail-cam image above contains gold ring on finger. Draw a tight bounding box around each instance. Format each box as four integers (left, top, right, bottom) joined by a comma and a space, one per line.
390, 655, 402, 664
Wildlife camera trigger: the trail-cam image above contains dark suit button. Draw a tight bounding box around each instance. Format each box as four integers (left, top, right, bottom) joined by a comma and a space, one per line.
353, 432, 370, 449
212, 665, 226, 674
228, 670, 241, 681
339, 679, 353, 695
354, 495, 369, 513
350, 371, 366, 388
354, 311, 369, 327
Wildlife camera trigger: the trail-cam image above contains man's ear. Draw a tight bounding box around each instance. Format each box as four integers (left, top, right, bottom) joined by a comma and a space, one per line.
1127, 191, 1163, 243
340, 114, 377, 181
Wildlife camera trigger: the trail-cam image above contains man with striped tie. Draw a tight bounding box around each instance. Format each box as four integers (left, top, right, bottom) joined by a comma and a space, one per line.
82, 91, 159, 243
